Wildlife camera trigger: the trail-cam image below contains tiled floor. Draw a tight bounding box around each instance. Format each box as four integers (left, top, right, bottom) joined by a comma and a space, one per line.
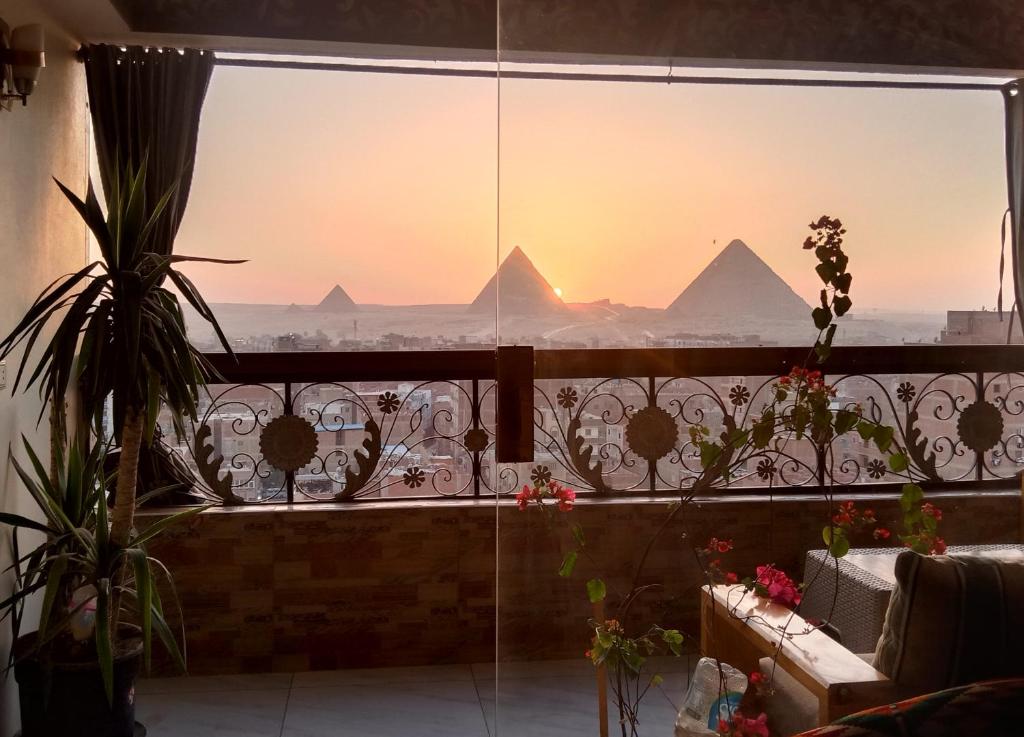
136, 657, 693, 737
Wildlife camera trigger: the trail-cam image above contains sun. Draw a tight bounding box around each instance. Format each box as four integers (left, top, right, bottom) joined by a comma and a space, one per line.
553, 287, 563, 298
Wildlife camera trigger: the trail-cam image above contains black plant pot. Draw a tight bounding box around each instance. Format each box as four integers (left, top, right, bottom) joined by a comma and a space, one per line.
13, 629, 145, 737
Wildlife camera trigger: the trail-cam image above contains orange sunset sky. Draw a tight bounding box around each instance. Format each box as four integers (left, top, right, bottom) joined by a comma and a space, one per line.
174, 63, 1008, 312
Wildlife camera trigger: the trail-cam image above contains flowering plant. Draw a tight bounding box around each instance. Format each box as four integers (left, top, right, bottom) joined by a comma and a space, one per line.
746, 565, 803, 609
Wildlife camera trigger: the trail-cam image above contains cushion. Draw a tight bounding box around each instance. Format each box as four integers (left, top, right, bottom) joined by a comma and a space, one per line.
795, 678, 1024, 736
872, 551, 1024, 693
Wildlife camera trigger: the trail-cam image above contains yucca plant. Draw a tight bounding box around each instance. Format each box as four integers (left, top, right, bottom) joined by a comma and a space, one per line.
1, 437, 201, 700
0, 157, 238, 722
0, 155, 238, 549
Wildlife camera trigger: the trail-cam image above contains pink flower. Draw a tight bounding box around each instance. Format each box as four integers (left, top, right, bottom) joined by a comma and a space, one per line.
755, 565, 802, 608
717, 711, 769, 737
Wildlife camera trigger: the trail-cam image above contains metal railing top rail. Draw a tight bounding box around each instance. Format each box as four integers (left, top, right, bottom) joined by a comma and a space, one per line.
203, 344, 1024, 384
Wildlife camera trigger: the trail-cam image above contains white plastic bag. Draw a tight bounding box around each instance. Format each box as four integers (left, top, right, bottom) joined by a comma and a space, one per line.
675, 657, 748, 737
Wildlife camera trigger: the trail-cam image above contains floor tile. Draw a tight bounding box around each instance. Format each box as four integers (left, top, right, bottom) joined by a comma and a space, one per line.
481, 672, 687, 737
137, 672, 294, 694
291, 663, 474, 688
135, 688, 289, 737
282, 680, 489, 737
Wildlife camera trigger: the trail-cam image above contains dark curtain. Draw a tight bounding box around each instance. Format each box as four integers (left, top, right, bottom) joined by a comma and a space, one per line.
1004, 81, 1024, 333
82, 44, 215, 256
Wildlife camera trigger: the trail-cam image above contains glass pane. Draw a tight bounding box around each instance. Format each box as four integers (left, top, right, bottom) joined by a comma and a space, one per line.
495, 4, 1008, 737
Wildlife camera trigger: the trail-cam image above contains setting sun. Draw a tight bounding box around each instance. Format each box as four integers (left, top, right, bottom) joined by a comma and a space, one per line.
554, 287, 563, 298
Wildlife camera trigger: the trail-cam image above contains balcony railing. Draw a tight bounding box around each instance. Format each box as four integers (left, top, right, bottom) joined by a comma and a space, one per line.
159, 345, 1024, 504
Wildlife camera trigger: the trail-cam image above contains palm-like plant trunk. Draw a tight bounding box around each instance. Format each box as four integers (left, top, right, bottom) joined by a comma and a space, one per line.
111, 406, 144, 547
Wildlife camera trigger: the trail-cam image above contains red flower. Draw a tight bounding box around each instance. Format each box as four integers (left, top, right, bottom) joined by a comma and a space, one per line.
932, 537, 947, 555
717, 539, 734, 553
554, 486, 576, 512
749, 671, 763, 685
873, 527, 891, 540
922, 502, 942, 520
584, 649, 591, 659
725, 572, 739, 584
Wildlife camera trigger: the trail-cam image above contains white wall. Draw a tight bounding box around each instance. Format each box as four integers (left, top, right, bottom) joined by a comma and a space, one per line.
0, 2, 88, 734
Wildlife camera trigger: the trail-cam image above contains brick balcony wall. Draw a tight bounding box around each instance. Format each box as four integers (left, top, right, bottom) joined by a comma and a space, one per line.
142, 489, 1021, 675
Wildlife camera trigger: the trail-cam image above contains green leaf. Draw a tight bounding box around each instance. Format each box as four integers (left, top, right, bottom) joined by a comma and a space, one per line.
586, 578, 606, 603
571, 524, 585, 548
888, 453, 909, 473
873, 425, 895, 452
822, 526, 850, 558
650, 674, 664, 687
752, 411, 775, 449
900, 483, 924, 511
558, 550, 578, 578
95, 578, 114, 705
834, 409, 859, 435
126, 548, 154, 671
37, 556, 68, 642
857, 421, 876, 441
812, 306, 833, 330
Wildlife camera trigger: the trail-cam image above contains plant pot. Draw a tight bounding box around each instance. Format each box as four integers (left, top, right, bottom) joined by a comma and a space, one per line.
13, 628, 145, 737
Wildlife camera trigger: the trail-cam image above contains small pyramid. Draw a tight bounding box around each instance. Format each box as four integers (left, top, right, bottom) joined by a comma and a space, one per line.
469, 247, 566, 315
668, 240, 809, 320
316, 284, 357, 312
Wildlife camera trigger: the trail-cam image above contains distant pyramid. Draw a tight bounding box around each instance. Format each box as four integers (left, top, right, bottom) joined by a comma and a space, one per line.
667, 240, 809, 320
469, 246, 566, 315
316, 284, 357, 312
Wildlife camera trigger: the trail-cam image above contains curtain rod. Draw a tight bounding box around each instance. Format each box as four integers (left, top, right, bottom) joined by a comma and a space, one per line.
215, 56, 1007, 91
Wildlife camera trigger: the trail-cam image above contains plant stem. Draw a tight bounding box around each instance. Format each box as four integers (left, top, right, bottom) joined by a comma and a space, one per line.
111, 406, 144, 547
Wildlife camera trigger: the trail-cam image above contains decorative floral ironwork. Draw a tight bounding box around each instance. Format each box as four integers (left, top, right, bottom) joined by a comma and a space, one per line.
259, 414, 318, 472
377, 391, 400, 414
464, 427, 488, 453
755, 458, 775, 480
957, 399, 1004, 453
866, 459, 886, 479
402, 466, 425, 488
625, 406, 679, 462
728, 385, 750, 407
557, 387, 579, 409
531, 465, 552, 485
896, 382, 916, 404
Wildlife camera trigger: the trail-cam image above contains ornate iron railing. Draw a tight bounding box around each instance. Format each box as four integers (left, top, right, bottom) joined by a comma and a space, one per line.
158, 346, 1024, 504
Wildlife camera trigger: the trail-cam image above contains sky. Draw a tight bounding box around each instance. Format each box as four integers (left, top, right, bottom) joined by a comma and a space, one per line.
174, 63, 1009, 312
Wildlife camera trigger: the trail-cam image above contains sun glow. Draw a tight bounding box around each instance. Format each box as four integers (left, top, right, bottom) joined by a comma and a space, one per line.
553, 287, 563, 298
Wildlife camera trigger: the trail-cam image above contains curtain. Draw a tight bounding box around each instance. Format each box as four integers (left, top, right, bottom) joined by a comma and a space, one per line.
1003, 81, 1024, 334
82, 44, 214, 257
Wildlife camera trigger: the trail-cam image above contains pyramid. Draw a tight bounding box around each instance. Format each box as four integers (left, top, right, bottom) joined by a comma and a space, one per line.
667, 240, 810, 320
469, 246, 566, 315
316, 284, 357, 312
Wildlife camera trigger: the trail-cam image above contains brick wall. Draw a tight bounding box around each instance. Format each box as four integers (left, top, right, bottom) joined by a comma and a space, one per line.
142, 489, 1021, 675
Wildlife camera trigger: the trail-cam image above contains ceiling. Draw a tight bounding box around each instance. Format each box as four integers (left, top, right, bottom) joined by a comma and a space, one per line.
43, 0, 1024, 74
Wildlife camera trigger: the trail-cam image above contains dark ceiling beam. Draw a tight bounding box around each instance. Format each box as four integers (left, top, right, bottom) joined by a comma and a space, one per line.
109, 1, 1024, 73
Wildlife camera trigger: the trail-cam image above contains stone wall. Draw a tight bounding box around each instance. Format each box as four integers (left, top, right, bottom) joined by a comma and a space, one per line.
144, 489, 1021, 675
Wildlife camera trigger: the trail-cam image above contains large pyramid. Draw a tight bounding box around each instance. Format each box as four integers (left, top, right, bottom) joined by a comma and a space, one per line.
667, 240, 810, 321
316, 284, 358, 312
469, 246, 566, 315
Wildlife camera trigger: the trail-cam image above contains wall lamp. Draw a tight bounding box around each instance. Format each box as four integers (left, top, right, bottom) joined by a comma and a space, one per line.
0, 19, 45, 111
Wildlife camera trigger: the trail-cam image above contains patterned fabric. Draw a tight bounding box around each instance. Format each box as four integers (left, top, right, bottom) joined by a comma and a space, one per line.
872, 551, 1024, 693
796, 678, 1024, 736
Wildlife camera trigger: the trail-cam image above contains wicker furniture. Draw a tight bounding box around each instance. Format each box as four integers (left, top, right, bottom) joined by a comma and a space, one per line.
800, 544, 1024, 654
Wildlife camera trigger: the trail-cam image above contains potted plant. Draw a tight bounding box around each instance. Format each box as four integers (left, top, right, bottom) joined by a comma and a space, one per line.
0, 156, 237, 736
